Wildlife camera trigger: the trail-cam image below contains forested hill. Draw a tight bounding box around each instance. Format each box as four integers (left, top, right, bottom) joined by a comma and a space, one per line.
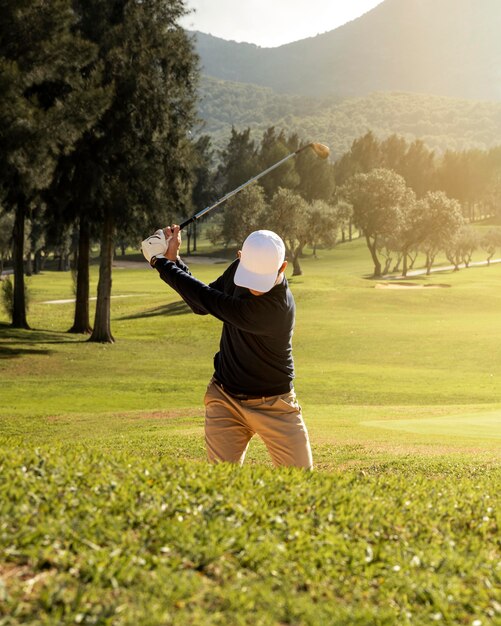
198, 76, 501, 160
192, 0, 501, 101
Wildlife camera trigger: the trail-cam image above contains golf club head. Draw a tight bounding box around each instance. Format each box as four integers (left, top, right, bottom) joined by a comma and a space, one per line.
309, 142, 330, 160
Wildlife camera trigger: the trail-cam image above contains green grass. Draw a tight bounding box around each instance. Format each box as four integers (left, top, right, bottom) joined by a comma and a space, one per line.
1, 239, 500, 624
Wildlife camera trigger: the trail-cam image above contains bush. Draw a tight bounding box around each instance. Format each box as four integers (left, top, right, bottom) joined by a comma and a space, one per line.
1, 277, 29, 321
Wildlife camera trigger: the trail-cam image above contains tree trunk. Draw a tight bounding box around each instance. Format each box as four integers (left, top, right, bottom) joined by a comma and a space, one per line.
89, 211, 115, 343
392, 253, 402, 273
426, 252, 432, 275
34, 249, 43, 274
193, 222, 197, 252
402, 251, 409, 277
292, 252, 303, 276
25, 252, 33, 276
12, 202, 29, 329
63, 252, 71, 271
290, 242, 306, 276
366, 235, 382, 277
69, 215, 92, 334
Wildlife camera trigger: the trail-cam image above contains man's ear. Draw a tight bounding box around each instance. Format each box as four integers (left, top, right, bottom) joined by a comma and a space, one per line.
237, 250, 242, 259
279, 260, 288, 273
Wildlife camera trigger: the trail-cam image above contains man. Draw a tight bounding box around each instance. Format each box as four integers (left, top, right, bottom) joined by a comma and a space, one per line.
142, 225, 312, 469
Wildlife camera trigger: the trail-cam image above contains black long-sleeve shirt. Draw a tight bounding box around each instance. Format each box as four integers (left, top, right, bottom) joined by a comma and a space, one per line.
154, 257, 296, 396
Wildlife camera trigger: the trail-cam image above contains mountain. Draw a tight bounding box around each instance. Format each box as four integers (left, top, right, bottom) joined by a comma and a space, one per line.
191, 0, 501, 101
198, 77, 501, 159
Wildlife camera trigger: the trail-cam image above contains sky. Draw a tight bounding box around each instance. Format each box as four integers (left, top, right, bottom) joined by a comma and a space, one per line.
179, 0, 384, 48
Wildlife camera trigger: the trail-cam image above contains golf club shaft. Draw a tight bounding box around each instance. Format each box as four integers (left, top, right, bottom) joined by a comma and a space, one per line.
179, 144, 313, 230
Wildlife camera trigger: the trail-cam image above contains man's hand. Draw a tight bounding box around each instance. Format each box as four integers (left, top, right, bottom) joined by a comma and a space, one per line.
164, 225, 181, 261
141, 229, 167, 263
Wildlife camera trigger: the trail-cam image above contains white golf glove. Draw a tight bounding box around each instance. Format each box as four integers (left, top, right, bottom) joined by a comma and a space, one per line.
141, 229, 169, 263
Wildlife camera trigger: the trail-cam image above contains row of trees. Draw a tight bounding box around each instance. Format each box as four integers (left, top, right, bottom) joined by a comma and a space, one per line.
207, 185, 342, 276
2, 7, 501, 338
341, 168, 501, 277
1, 0, 199, 341
4, 122, 500, 317
208, 127, 501, 278
335, 131, 501, 221
334, 132, 501, 276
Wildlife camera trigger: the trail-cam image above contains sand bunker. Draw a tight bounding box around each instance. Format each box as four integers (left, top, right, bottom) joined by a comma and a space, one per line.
376, 282, 451, 290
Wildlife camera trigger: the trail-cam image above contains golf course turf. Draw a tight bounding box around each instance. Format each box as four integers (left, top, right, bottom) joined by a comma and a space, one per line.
1, 238, 499, 625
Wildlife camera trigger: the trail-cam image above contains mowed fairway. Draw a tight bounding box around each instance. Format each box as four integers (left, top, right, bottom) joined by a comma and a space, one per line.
367, 410, 501, 440
1, 239, 500, 625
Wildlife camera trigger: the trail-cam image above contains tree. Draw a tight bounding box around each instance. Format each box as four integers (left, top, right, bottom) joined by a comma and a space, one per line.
482, 171, 501, 220
333, 131, 381, 187
218, 127, 259, 196
418, 191, 464, 275
25, 205, 46, 276
267, 188, 309, 276
377, 229, 404, 275
0, 0, 109, 329
436, 149, 490, 221
257, 127, 298, 200
308, 200, 339, 257
458, 227, 480, 268
379, 134, 407, 172
333, 199, 354, 243
221, 185, 266, 246
393, 194, 433, 278
66, 0, 199, 343
188, 135, 217, 254
44, 160, 99, 333
396, 140, 436, 198
0, 211, 14, 277
481, 228, 501, 265
445, 226, 478, 271
341, 169, 412, 277
294, 142, 334, 203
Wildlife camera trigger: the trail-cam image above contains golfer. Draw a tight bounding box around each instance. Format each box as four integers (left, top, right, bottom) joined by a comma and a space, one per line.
143, 225, 313, 469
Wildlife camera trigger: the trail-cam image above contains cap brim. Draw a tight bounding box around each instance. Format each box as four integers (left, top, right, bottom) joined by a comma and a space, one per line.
234, 262, 277, 293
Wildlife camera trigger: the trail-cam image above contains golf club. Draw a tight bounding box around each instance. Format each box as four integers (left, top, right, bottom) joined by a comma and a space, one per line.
179, 142, 330, 230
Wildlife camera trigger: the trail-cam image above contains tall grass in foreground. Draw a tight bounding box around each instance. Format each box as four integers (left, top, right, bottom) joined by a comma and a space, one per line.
1, 447, 499, 625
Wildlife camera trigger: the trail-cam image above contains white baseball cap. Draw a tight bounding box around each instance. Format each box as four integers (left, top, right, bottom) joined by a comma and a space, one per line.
234, 230, 286, 293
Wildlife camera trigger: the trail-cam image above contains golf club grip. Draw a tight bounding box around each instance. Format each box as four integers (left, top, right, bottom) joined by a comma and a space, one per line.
179, 216, 195, 230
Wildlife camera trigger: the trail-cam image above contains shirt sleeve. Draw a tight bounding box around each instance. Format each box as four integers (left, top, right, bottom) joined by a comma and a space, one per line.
172, 257, 209, 315
154, 258, 273, 335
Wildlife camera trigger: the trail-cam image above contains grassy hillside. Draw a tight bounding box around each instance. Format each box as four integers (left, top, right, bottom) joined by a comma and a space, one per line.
198, 77, 501, 159
1, 239, 500, 624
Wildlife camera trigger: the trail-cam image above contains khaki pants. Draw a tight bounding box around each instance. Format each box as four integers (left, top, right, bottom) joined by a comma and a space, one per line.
204, 379, 313, 469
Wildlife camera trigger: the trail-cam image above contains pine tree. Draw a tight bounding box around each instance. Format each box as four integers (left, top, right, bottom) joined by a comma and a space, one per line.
218, 128, 259, 195
66, 0, 199, 343
0, 0, 109, 328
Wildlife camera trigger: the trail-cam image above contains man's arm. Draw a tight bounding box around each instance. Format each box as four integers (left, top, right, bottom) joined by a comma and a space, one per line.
149, 225, 273, 333
152, 257, 272, 335
173, 257, 209, 315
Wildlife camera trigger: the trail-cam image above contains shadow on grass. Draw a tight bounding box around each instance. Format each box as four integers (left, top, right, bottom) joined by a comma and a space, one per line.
119, 300, 192, 320
0, 345, 53, 359
0, 324, 87, 359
